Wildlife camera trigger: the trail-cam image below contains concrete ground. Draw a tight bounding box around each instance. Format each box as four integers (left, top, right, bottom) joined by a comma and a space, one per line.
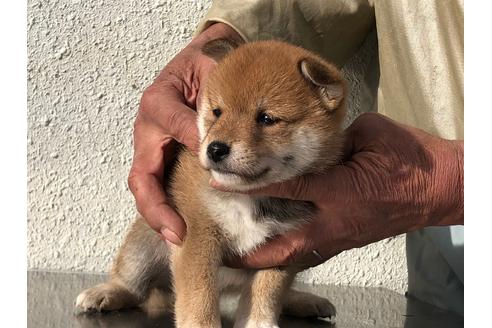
28, 271, 463, 328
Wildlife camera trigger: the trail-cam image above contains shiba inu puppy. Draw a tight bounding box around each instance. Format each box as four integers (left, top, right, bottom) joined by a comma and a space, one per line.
76, 39, 346, 328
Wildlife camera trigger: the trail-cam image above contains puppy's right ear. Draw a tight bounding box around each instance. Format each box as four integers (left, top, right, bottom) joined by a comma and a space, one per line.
202, 38, 240, 62
300, 57, 345, 112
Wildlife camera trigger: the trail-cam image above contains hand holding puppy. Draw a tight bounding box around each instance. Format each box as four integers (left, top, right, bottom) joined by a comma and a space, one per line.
215, 113, 464, 269
128, 23, 243, 245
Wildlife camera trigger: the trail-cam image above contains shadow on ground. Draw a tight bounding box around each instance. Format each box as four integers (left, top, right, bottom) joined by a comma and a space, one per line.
27, 271, 462, 328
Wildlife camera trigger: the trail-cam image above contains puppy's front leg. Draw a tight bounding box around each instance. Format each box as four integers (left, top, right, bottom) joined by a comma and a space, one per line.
235, 269, 295, 328
171, 228, 223, 328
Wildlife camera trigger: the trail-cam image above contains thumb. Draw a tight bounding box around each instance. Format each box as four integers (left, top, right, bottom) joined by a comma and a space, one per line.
225, 225, 326, 269
242, 175, 321, 202
213, 163, 356, 202
165, 102, 200, 154
225, 230, 307, 269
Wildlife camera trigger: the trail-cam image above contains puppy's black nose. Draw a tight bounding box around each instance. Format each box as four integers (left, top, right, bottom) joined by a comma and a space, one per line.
207, 141, 230, 163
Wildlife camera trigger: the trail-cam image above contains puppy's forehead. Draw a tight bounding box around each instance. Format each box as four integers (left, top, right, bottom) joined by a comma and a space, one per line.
206, 43, 306, 107
220, 49, 299, 82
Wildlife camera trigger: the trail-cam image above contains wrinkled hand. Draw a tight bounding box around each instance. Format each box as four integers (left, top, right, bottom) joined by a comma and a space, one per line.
214, 113, 464, 269
128, 23, 243, 245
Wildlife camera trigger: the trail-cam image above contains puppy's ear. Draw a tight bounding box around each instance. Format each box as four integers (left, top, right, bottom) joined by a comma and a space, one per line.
202, 38, 240, 62
299, 57, 345, 111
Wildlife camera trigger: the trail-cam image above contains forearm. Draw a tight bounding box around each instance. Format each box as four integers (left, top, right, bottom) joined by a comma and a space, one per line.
153, 22, 243, 88
195, 0, 375, 67
192, 22, 244, 48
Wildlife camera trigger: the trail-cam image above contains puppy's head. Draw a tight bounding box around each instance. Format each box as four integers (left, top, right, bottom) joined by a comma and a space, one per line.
198, 40, 346, 191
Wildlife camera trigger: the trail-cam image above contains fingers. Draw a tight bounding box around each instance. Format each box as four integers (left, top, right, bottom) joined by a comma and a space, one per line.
226, 233, 304, 269
128, 170, 187, 244
164, 102, 200, 154
129, 82, 200, 245
244, 176, 319, 202
140, 84, 200, 153
209, 175, 324, 201
128, 134, 187, 245
211, 164, 356, 202
225, 228, 323, 269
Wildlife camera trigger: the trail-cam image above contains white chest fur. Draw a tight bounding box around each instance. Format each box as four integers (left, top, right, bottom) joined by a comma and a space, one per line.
204, 192, 279, 255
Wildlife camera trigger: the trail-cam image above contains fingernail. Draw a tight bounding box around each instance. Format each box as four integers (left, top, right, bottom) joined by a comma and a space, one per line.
164, 239, 174, 248
209, 178, 225, 190
161, 228, 182, 246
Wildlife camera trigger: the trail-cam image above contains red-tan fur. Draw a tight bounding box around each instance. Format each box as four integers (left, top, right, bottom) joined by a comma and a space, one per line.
76, 40, 345, 328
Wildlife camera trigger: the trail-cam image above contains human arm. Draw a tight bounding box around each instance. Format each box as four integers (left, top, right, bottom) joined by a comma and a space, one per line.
196, 0, 375, 67
128, 23, 244, 245
213, 113, 464, 268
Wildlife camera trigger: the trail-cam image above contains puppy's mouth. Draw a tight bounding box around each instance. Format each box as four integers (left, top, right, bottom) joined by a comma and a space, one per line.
212, 167, 270, 181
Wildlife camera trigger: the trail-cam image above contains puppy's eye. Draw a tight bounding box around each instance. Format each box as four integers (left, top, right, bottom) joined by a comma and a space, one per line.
257, 112, 277, 126
212, 108, 222, 118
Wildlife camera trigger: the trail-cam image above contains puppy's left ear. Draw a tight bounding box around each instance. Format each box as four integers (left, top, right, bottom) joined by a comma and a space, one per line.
202, 38, 240, 62
299, 57, 345, 111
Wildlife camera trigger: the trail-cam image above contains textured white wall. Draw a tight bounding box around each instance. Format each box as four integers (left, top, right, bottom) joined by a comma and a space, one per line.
27, 0, 407, 293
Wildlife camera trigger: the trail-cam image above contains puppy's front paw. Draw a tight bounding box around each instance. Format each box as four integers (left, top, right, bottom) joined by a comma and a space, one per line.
247, 323, 279, 328
283, 290, 336, 318
234, 320, 279, 328
75, 283, 137, 312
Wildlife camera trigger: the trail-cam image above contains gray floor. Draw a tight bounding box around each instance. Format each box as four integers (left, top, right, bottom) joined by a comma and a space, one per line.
28, 271, 463, 328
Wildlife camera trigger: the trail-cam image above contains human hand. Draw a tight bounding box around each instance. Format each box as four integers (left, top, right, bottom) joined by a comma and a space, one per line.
213, 113, 464, 268
128, 23, 243, 245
